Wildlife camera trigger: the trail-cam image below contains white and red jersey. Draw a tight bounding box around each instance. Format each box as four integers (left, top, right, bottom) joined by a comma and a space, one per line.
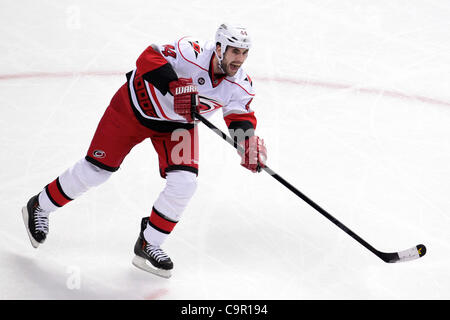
126, 36, 257, 130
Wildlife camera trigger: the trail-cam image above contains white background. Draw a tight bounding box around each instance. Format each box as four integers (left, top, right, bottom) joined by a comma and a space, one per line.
1, 0, 449, 299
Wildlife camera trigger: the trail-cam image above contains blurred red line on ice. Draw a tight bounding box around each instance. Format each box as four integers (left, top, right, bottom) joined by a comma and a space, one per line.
260, 76, 450, 107
1, 71, 449, 107
0, 71, 123, 80
144, 288, 169, 300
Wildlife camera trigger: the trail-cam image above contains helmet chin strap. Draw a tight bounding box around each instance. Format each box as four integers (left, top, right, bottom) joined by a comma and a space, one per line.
218, 61, 226, 74
215, 47, 226, 74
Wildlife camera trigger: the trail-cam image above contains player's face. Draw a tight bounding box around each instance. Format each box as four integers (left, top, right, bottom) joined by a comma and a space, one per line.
220, 46, 249, 76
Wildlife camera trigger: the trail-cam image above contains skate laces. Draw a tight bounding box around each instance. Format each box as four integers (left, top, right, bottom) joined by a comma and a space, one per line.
34, 205, 49, 234
146, 245, 170, 262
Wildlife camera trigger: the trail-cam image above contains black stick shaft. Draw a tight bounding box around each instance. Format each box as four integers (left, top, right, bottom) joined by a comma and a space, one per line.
193, 112, 383, 259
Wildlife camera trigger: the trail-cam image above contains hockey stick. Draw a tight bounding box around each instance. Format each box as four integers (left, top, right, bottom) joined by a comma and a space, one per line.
193, 111, 426, 263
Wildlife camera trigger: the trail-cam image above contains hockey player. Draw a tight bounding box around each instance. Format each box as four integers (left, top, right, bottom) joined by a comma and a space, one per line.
21, 23, 267, 278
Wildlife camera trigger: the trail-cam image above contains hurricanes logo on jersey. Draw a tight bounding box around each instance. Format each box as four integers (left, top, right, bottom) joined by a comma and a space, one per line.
198, 96, 222, 112
93, 150, 106, 159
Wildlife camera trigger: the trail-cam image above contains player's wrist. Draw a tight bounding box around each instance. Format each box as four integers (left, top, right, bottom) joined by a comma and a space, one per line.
170, 78, 199, 122
169, 78, 197, 95
238, 136, 267, 172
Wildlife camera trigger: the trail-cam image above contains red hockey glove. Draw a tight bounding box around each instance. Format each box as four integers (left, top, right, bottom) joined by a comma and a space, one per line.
238, 136, 267, 173
169, 78, 199, 122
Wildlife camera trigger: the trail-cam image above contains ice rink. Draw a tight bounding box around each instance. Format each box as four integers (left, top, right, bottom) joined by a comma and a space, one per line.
1, 0, 450, 299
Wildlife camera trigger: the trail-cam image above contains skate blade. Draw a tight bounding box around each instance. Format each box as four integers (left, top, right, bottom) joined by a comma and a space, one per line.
132, 255, 172, 279
21, 206, 40, 249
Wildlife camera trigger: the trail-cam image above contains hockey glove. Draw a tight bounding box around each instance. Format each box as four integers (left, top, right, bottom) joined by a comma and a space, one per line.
238, 136, 267, 173
169, 78, 199, 122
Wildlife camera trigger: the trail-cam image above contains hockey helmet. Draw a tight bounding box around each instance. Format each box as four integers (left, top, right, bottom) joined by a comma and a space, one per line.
215, 23, 251, 62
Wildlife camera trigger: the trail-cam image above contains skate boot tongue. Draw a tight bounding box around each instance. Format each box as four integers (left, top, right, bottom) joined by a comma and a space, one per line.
31, 205, 49, 243
147, 245, 173, 266
22, 194, 50, 248
35, 210, 49, 234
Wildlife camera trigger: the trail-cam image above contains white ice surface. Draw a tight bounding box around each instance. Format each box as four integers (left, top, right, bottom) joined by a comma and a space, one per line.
1, 0, 450, 299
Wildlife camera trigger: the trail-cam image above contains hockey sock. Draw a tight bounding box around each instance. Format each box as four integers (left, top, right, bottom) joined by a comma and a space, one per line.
37, 158, 113, 213
39, 177, 73, 212
143, 170, 197, 246
144, 207, 178, 247
153, 170, 197, 220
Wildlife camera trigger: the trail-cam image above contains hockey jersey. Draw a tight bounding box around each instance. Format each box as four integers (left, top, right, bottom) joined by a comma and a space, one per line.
126, 37, 257, 133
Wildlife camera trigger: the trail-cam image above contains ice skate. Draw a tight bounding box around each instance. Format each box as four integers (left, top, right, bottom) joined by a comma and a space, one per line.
21, 194, 49, 248
132, 217, 173, 278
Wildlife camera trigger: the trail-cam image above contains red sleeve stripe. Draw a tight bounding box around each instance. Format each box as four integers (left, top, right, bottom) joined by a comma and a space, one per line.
148, 207, 178, 234
45, 178, 73, 207
136, 46, 169, 74
224, 112, 257, 129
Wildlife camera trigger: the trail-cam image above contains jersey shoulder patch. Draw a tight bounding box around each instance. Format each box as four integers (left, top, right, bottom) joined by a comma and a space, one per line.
177, 37, 205, 62
187, 40, 203, 58
244, 74, 253, 87
227, 69, 255, 97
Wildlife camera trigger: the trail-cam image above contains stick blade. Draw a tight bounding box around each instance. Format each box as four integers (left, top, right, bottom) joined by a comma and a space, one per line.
380, 244, 427, 263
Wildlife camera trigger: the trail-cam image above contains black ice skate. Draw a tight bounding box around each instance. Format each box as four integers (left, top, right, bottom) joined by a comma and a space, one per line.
132, 217, 173, 278
21, 194, 49, 248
